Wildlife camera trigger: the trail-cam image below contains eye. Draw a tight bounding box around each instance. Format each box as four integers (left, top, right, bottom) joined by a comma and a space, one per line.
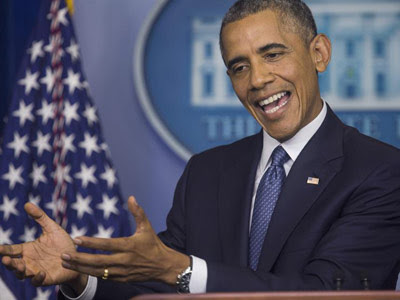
232, 64, 248, 74
264, 52, 283, 60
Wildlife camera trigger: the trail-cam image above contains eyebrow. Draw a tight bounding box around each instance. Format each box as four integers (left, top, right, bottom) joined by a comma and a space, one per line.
257, 43, 288, 53
227, 43, 288, 71
227, 56, 246, 71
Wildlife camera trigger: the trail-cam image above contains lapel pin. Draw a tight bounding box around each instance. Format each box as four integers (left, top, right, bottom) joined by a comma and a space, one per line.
307, 177, 319, 185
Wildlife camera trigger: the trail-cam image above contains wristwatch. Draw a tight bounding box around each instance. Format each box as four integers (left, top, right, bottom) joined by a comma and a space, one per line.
176, 256, 193, 293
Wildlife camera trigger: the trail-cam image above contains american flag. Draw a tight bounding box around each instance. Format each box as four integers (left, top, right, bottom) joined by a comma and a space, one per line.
306, 177, 320, 185
0, 0, 132, 299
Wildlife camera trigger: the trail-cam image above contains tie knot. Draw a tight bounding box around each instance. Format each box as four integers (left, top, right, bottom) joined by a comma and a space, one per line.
270, 146, 289, 167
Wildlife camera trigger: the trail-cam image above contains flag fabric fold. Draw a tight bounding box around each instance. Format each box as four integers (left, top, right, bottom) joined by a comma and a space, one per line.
0, 0, 132, 299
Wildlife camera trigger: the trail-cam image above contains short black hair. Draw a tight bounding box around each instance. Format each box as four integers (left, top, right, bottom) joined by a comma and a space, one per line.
220, 0, 318, 55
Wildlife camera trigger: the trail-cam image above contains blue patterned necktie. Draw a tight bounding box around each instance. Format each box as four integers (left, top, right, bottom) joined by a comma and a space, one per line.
249, 145, 290, 270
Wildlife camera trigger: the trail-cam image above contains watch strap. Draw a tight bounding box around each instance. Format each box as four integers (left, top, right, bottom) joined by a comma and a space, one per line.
176, 256, 193, 293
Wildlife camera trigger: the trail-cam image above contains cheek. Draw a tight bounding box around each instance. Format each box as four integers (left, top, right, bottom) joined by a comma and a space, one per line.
287, 65, 315, 104
232, 80, 248, 101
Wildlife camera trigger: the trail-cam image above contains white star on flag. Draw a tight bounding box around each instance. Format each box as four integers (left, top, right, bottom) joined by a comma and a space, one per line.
45, 196, 60, 219
7, 132, 29, 158
33, 287, 51, 300
2, 163, 24, 190
36, 99, 55, 125
66, 39, 80, 62
70, 224, 88, 239
0, 227, 13, 245
61, 133, 77, 159
81, 80, 90, 93
29, 194, 41, 207
44, 36, 64, 57
27, 40, 45, 63
52, 164, 72, 184
40, 67, 56, 94
30, 162, 47, 188
100, 165, 117, 188
18, 69, 40, 94
12, 100, 35, 127
19, 226, 37, 243
97, 194, 119, 219
71, 193, 93, 219
79, 132, 100, 157
101, 142, 112, 158
32, 131, 52, 156
83, 104, 98, 126
0, 196, 19, 221
94, 225, 114, 239
63, 101, 80, 125
63, 69, 81, 94
75, 163, 97, 188
54, 7, 69, 27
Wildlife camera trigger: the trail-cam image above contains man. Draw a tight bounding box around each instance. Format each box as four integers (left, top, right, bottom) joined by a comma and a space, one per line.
1, 0, 400, 298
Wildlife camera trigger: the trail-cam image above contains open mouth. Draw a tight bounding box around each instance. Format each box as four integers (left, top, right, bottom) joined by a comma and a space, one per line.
257, 91, 291, 114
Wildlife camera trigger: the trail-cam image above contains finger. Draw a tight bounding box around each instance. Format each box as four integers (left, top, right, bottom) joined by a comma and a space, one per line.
0, 244, 23, 257
31, 271, 46, 287
2, 256, 17, 272
62, 253, 128, 280
2, 256, 25, 272
73, 236, 131, 253
14, 267, 26, 280
24, 202, 58, 234
127, 196, 152, 233
62, 261, 104, 278
61, 252, 119, 268
4, 257, 27, 279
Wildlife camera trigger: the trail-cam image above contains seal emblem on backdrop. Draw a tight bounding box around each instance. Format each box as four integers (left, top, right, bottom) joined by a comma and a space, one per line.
134, 0, 400, 161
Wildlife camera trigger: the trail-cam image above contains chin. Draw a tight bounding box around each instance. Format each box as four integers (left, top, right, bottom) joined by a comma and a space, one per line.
265, 126, 297, 143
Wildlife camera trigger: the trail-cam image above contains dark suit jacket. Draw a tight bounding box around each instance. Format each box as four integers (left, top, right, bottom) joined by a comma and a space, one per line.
92, 107, 400, 298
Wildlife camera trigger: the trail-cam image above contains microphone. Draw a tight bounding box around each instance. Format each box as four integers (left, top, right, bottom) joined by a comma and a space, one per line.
360, 272, 370, 290
333, 271, 344, 290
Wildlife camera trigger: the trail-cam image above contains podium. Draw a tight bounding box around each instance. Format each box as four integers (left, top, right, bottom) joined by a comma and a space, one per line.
133, 291, 400, 300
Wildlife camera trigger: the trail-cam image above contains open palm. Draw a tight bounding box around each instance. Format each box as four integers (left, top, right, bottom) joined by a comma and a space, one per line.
1, 203, 79, 286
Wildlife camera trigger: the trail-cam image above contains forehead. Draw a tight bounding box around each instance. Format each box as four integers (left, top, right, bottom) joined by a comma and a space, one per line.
221, 10, 298, 59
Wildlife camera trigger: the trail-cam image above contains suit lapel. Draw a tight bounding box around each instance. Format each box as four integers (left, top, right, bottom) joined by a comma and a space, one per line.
257, 107, 345, 271
218, 132, 262, 267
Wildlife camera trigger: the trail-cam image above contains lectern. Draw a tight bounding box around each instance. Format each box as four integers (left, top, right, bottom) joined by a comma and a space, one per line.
133, 291, 400, 300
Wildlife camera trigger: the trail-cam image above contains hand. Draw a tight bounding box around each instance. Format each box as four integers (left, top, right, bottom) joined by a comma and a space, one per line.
0, 203, 87, 292
61, 196, 190, 285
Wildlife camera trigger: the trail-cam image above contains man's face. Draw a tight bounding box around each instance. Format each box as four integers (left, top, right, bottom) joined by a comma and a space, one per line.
221, 10, 328, 142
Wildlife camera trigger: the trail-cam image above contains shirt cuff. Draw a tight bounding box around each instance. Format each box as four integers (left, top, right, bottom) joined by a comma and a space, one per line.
59, 275, 98, 300
189, 255, 207, 293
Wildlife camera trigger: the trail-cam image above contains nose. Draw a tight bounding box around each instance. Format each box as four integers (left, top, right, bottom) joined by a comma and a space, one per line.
249, 62, 274, 90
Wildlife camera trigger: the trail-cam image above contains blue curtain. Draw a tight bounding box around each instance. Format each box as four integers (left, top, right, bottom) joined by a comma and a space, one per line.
0, 0, 41, 134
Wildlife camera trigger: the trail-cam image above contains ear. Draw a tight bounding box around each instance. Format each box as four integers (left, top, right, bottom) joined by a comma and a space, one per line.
310, 34, 331, 73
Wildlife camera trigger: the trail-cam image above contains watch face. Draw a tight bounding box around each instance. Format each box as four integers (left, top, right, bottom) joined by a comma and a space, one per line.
177, 269, 192, 293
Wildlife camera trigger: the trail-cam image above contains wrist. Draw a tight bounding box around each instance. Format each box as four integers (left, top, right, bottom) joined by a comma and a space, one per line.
162, 248, 191, 285
65, 273, 88, 296
176, 256, 193, 294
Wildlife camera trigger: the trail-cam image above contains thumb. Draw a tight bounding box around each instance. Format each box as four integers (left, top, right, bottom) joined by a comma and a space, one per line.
24, 202, 59, 234
127, 196, 151, 233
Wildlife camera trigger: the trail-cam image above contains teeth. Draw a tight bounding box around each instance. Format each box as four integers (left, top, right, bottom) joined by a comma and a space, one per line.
265, 99, 288, 114
258, 92, 287, 107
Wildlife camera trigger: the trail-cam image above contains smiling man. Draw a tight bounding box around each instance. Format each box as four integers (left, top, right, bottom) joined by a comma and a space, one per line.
222, 6, 328, 142
1, 0, 400, 298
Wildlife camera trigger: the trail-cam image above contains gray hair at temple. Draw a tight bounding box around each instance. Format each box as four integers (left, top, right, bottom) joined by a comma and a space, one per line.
219, 0, 318, 56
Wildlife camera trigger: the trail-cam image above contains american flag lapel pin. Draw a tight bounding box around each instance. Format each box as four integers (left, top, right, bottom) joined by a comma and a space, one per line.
307, 177, 320, 185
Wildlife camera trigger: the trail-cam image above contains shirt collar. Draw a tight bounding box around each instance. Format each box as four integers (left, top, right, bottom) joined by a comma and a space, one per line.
260, 100, 327, 170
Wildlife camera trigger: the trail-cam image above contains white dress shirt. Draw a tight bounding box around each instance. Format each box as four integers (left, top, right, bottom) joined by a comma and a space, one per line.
61, 102, 327, 298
